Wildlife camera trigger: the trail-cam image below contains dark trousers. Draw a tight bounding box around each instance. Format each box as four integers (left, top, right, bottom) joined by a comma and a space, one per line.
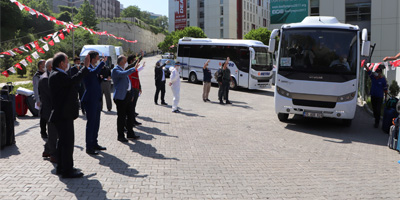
132, 89, 139, 120
101, 81, 112, 111
218, 81, 230, 101
154, 80, 166, 103
40, 117, 47, 135
55, 120, 75, 175
114, 91, 135, 139
83, 101, 101, 149
371, 96, 383, 125
44, 122, 58, 157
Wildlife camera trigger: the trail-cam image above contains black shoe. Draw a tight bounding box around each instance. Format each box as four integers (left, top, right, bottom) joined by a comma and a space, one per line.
154, 102, 158, 105
41, 133, 48, 139
203, 99, 207, 102
86, 148, 99, 155
82, 110, 86, 115
42, 152, 50, 158
95, 145, 107, 151
135, 112, 139, 116
118, 137, 128, 142
57, 167, 81, 175
206, 99, 211, 102
133, 121, 142, 126
127, 134, 140, 140
161, 102, 168, 105
62, 171, 84, 179
226, 101, 232, 104
108, 109, 111, 112
219, 101, 225, 105
173, 110, 180, 113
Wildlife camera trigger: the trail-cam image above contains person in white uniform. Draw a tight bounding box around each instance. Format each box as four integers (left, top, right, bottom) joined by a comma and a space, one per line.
169, 62, 181, 113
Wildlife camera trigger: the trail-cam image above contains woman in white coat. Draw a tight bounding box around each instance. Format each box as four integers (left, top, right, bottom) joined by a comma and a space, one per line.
169, 62, 181, 113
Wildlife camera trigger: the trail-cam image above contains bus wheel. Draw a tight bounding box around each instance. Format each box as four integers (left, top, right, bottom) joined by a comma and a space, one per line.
230, 78, 237, 90
278, 113, 289, 122
343, 119, 352, 127
189, 72, 198, 83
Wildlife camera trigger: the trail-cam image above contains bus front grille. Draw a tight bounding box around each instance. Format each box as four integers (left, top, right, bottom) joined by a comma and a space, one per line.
292, 99, 336, 109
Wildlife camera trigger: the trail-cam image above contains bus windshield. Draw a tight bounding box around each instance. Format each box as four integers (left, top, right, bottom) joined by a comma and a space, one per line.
252, 47, 273, 71
279, 28, 358, 75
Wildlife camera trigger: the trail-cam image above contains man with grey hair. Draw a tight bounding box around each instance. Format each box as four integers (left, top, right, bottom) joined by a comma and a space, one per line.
33, 59, 47, 138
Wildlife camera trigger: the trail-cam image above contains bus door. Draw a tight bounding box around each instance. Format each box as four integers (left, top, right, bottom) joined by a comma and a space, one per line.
237, 48, 250, 88
182, 46, 191, 78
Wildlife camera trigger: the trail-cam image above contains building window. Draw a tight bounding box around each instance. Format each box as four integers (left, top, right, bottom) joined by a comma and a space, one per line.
200, 0, 204, 8
187, 0, 190, 8
310, 0, 319, 16
258, 0, 261, 6
200, 22, 204, 29
252, 24, 256, 30
220, 18, 224, 27
187, 20, 190, 26
187, 10, 190, 19
346, 0, 371, 21
220, 29, 224, 38
199, 11, 204, 18
244, 11, 246, 20
263, 18, 267, 27
220, 0, 223, 4
220, 6, 223, 15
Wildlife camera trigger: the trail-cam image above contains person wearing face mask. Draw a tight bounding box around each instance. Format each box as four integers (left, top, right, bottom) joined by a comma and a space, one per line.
81, 51, 107, 155
33, 60, 47, 138
329, 54, 350, 71
49, 52, 90, 178
364, 64, 388, 128
111, 55, 140, 142
169, 62, 181, 113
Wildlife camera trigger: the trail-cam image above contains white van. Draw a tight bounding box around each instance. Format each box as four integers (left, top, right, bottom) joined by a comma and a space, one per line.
80, 45, 117, 68
115, 46, 123, 57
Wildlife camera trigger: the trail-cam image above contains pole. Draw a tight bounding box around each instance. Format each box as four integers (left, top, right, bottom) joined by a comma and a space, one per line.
72, 6, 75, 58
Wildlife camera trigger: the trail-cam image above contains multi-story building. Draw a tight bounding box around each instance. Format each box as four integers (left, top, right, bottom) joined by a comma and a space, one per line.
49, 0, 121, 19
169, 0, 270, 39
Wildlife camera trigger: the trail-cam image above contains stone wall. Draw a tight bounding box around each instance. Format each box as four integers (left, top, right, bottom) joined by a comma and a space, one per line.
97, 22, 165, 55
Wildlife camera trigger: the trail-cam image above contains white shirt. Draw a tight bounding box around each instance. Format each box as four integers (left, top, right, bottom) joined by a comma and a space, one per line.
162, 68, 165, 81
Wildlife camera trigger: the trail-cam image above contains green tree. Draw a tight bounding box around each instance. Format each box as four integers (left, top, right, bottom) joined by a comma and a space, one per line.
0, 0, 24, 42
121, 5, 142, 19
57, 11, 72, 22
58, 5, 78, 14
244, 27, 271, 45
158, 26, 207, 53
74, 0, 98, 30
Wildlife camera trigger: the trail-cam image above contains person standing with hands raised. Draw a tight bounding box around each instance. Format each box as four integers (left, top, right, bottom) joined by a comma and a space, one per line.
202, 59, 212, 102
218, 57, 233, 105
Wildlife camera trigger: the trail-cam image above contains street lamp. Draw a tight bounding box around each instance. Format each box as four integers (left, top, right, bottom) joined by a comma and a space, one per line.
57, 0, 85, 58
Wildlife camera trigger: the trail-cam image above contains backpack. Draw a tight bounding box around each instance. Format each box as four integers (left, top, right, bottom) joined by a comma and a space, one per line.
214, 68, 223, 82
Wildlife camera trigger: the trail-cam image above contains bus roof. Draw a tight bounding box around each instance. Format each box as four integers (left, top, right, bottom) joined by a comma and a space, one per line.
178, 38, 268, 48
281, 16, 359, 31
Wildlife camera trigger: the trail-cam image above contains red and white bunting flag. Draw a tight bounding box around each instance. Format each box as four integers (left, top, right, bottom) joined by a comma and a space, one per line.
37, 48, 45, 54
34, 41, 40, 49
7, 50, 16, 56
28, 8, 36, 15
20, 59, 28, 67
372, 63, 381, 72
0, 52, 12, 56
13, 48, 24, 54
8, 67, 16, 74
39, 39, 47, 44
53, 36, 60, 43
26, 56, 33, 63
368, 63, 374, 70
14, 63, 22, 70
360, 59, 365, 68
43, 35, 51, 41
24, 44, 32, 51
29, 42, 36, 49
43, 44, 49, 51
384, 61, 389, 70
14, 1, 25, 11
31, 51, 40, 59
52, 31, 58, 38
19, 46, 29, 52
2, 71, 9, 77
58, 32, 65, 40
48, 40, 55, 46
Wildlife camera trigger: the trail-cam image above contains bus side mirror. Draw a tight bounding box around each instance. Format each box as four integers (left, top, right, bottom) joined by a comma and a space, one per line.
268, 29, 280, 53
361, 28, 370, 57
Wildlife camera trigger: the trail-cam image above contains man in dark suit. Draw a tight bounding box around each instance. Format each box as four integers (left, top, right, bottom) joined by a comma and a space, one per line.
111, 55, 140, 142
40, 58, 58, 163
49, 52, 89, 178
154, 60, 170, 105
99, 64, 112, 112
70, 57, 86, 115
81, 51, 107, 155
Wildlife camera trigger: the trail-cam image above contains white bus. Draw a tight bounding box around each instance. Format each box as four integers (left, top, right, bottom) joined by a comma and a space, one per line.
268, 16, 370, 126
177, 38, 274, 89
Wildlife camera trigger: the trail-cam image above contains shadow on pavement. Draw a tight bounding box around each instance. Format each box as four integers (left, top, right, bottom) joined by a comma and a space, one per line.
93, 152, 148, 178
137, 116, 169, 124
283, 106, 389, 146
136, 126, 178, 138
59, 173, 109, 200
233, 87, 275, 97
15, 123, 39, 137
124, 140, 179, 161
134, 131, 155, 141
0, 144, 20, 158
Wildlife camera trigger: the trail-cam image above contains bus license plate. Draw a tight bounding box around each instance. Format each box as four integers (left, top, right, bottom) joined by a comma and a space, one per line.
303, 111, 323, 118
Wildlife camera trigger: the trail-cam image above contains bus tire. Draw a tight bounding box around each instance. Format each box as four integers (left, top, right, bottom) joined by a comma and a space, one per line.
343, 119, 352, 127
278, 113, 289, 122
230, 77, 237, 90
189, 72, 198, 83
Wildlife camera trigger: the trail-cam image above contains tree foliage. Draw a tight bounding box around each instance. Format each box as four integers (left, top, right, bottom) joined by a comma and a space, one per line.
74, 0, 98, 30
158, 27, 207, 53
244, 27, 271, 45
121, 5, 168, 32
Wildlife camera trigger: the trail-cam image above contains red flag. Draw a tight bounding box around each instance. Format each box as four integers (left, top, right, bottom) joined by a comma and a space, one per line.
48, 40, 55, 46
66, 28, 71, 33
26, 56, 33, 63
34, 41, 40, 49
43, 35, 51, 41
13, 48, 24, 54
24, 44, 32, 51
392, 60, 400, 67
59, 32, 65, 40
78, 21, 83, 26
0, 52, 11, 56
37, 48, 45, 54
368, 63, 374, 70
361, 59, 365, 68
2, 71, 9, 77
24, 6, 30, 12
14, 63, 23, 70
373, 63, 381, 71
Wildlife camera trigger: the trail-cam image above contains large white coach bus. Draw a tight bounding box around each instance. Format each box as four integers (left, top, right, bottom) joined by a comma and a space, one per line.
177, 38, 274, 89
268, 16, 370, 126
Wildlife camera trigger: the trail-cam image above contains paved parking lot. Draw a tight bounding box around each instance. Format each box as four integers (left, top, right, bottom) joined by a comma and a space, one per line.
1, 55, 400, 199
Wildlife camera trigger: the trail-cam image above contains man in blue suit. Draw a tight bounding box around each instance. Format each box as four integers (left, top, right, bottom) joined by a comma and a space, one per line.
112, 55, 140, 142
81, 51, 107, 155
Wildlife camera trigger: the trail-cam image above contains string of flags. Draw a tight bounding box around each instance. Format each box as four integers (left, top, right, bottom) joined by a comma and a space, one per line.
360, 59, 400, 72
1, 0, 140, 77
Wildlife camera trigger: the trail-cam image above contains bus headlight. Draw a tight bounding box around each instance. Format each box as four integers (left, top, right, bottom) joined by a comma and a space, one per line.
337, 92, 356, 102
276, 86, 292, 98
